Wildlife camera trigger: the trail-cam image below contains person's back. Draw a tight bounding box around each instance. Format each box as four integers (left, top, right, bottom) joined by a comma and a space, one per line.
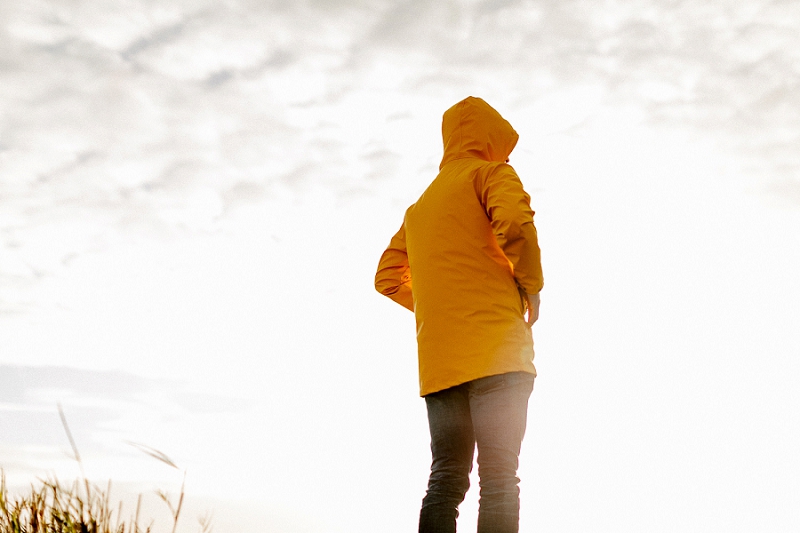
376, 96, 543, 533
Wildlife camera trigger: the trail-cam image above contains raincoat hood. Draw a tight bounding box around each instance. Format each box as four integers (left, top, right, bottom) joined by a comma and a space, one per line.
440, 96, 519, 170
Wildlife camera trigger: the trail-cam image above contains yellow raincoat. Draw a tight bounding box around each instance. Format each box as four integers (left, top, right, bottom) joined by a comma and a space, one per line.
375, 97, 543, 396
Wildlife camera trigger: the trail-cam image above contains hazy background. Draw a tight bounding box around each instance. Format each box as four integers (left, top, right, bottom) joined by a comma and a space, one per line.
2, 1, 799, 532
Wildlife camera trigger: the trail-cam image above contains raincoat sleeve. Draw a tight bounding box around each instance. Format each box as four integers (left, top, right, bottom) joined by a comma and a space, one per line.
375, 221, 414, 312
477, 164, 544, 294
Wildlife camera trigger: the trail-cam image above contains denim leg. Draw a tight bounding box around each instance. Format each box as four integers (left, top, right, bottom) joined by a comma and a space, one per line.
419, 384, 475, 533
469, 372, 534, 533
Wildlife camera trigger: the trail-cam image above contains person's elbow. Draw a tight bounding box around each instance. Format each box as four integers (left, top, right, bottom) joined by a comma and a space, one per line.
374, 276, 395, 296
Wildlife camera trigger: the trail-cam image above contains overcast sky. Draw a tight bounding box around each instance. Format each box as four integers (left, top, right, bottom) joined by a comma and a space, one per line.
2, 1, 799, 532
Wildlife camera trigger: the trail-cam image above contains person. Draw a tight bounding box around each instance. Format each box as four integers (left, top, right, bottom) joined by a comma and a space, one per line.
375, 96, 544, 533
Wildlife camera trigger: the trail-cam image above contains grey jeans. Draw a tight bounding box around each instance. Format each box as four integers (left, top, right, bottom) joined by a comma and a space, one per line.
419, 371, 535, 533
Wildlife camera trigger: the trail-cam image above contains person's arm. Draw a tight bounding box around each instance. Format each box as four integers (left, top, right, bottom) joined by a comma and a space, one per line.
477, 163, 544, 309
375, 221, 414, 312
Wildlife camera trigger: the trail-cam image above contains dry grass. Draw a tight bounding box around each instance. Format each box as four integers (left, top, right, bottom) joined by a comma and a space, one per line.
0, 473, 151, 533
0, 404, 211, 533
